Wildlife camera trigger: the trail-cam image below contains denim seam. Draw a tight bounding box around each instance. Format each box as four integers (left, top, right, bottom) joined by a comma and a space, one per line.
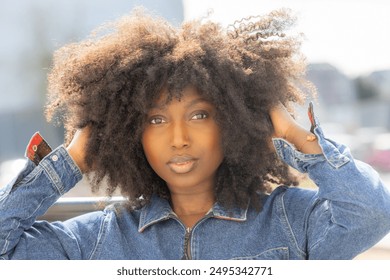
1, 237, 10, 256
0, 183, 14, 203
328, 201, 338, 225
88, 211, 110, 260
1, 218, 20, 255
139, 214, 174, 233
62, 228, 82, 260
40, 160, 65, 195
59, 146, 83, 180
281, 192, 306, 258
0, 158, 58, 258
1, 192, 57, 257
21, 194, 56, 222
139, 206, 176, 232
302, 194, 320, 255
274, 131, 351, 170
313, 126, 351, 169
307, 207, 332, 253
308, 228, 331, 254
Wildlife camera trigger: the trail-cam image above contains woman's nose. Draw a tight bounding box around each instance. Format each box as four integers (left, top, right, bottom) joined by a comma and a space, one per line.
170, 121, 190, 149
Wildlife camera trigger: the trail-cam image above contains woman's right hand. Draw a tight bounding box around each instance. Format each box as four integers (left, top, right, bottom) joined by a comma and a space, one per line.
66, 127, 90, 173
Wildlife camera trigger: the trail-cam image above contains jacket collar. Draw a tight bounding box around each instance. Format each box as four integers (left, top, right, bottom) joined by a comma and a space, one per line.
138, 195, 248, 232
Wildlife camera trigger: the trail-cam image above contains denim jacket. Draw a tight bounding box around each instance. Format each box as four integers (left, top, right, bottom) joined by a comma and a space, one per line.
1, 124, 390, 260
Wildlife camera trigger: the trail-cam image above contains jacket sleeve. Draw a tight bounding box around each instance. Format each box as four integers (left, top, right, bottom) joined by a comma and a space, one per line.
0, 144, 85, 259
273, 123, 390, 259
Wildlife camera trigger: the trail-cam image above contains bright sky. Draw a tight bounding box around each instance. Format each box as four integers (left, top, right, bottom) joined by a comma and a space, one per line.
183, 0, 390, 77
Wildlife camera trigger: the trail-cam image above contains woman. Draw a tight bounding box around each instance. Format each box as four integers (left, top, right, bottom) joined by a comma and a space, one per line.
1, 8, 389, 259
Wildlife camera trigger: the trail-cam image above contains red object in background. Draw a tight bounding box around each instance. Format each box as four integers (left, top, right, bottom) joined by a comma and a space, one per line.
366, 149, 390, 172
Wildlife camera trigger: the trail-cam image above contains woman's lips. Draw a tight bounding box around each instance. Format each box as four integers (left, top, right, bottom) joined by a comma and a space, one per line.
167, 156, 198, 174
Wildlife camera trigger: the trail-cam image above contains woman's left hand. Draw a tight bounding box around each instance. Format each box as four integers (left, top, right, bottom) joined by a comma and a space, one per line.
269, 103, 297, 139
269, 103, 322, 154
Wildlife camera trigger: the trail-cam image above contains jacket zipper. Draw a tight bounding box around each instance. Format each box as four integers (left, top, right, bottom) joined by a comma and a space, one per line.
181, 212, 213, 260
182, 227, 192, 260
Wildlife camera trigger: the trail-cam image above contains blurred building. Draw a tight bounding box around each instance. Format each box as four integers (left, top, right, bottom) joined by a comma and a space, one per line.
356, 70, 390, 129
306, 63, 358, 130
306, 63, 390, 131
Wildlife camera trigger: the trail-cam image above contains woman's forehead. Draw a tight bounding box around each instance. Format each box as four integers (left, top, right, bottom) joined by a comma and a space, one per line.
150, 85, 212, 109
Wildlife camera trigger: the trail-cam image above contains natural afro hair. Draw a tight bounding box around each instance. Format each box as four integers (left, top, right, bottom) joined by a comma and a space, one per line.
45, 8, 313, 210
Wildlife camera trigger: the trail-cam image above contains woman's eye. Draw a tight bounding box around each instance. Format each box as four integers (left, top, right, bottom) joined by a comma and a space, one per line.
150, 117, 166, 124
191, 113, 208, 120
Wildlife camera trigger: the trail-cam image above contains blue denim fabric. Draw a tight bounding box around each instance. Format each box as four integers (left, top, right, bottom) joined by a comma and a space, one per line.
1, 124, 390, 260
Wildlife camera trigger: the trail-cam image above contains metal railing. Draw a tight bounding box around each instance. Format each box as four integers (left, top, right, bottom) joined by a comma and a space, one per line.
38, 196, 125, 222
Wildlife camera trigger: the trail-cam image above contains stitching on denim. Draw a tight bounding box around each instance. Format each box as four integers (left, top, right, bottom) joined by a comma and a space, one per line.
307, 203, 332, 253
301, 193, 320, 252
1, 233, 11, 256
138, 211, 174, 233
1, 176, 55, 258
326, 155, 350, 169
328, 201, 338, 225
89, 211, 110, 260
139, 205, 148, 232
280, 192, 307, 258
59, 146, 83, 179
308, 225, 331, 255
20, 194, 56, 223
294, 149, 324, 161
0, 183, 14, 203
1, 219, 19, 256
40, 160, 65, 195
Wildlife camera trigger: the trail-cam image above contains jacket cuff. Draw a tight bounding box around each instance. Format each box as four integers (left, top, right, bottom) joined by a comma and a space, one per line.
39, 146, 83, 195
272, 121, 350, 173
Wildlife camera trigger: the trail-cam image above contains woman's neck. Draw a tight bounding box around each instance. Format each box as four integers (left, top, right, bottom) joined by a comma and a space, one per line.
170, 190, 215, 228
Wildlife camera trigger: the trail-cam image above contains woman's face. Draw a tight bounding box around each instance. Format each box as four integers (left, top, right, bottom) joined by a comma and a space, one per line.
141, 86, 224, 194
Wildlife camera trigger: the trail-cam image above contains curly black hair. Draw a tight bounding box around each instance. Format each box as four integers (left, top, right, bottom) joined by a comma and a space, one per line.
45, 8, 313, 210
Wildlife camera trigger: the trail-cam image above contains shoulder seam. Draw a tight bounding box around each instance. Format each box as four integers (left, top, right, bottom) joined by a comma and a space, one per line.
88, 210, 112, 260
280, 190, 307, 258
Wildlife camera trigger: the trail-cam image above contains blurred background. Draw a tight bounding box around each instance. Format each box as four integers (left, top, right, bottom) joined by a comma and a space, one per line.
0, 0, 389, 259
